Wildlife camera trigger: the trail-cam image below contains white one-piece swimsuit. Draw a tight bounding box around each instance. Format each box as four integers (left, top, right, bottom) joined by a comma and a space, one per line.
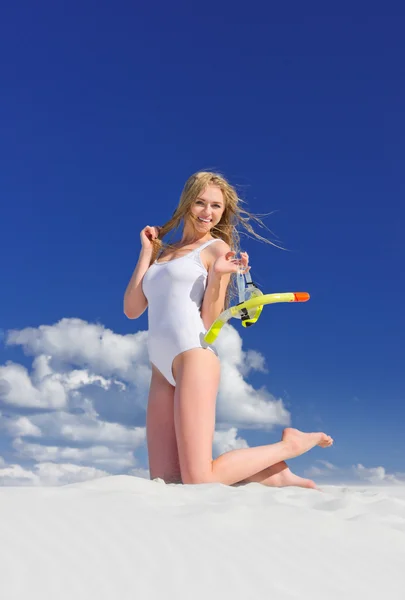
142, 238, 225, 385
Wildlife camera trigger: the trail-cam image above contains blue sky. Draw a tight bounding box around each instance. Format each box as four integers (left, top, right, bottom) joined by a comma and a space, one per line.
0, 1, 404, 486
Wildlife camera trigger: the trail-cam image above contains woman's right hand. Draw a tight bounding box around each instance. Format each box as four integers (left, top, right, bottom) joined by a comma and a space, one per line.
140, 226, 161, 251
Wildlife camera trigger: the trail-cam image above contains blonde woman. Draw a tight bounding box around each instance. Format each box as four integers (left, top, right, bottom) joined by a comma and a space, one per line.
124, 172, 333, 487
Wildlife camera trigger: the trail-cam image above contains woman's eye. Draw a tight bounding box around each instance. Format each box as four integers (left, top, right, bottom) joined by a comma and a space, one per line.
196, 200, 221, 208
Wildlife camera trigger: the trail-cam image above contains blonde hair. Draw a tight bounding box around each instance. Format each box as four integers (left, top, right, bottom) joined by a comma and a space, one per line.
151, 171, 277, 306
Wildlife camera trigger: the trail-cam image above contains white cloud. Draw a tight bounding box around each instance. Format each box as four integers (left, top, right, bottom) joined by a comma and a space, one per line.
0, 463, 38, 486
13, 438, 137, 469
215, 325, 290, 429
353, 464, 405, 485
4, 316, 402, 491
305, 460, 338, 477
239, 349, 268, 377
128, 467, 150, 480
1, 317, 293, 484
6, 318, 150, 385
0, 354, 126, 411
53, 365, 120, 393
218, 361, 290, 429
0, 462, 109, 487
213, 428, 249, 457
4, 318, 290, 430
318, 460, 336, 470
1, 415, 42, 438
0, 360, 67, 409
1, 409, 146, 447
60, 419, 146, 445
305, 461, 405, 485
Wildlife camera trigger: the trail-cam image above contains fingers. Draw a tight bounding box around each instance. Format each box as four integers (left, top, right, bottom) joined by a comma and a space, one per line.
237, 251, 249, 269
143, 226, 160, 240
213, 251, 250, 276
226, 251, 249, 262
225, 251, 249, 266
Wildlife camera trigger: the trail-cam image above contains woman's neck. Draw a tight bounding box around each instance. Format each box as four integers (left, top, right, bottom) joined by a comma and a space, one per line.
180, 225, 213, 246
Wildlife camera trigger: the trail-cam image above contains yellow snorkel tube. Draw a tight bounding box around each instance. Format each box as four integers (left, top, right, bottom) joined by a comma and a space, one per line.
204, 268, 310, 344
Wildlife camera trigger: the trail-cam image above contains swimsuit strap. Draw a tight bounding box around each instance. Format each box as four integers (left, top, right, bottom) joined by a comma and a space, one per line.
155, 238, 225, 264
194, 238, 225, 254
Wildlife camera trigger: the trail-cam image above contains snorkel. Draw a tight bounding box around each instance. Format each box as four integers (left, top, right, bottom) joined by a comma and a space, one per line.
204, 264, 309, 344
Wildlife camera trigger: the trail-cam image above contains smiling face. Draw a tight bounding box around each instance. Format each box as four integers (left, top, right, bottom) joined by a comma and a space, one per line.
188, 185, 225, 232
162, 171, 238, 248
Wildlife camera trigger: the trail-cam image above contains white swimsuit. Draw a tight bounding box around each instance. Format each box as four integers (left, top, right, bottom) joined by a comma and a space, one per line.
142, 238, 224, 385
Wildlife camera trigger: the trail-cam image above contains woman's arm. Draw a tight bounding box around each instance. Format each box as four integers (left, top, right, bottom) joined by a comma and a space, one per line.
201, 270, 232, 330
123, 226, 159, 319
123, 248, 152, 319
201, 244, 248, 330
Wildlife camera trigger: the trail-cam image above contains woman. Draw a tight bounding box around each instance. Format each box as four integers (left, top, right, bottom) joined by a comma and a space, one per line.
124, 171, 333, 487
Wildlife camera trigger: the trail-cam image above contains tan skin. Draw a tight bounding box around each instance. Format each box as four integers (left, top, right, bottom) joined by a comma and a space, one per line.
125, 184, 333, 486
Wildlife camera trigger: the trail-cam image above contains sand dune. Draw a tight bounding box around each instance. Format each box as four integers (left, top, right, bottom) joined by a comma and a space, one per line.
1, 476, 404, 599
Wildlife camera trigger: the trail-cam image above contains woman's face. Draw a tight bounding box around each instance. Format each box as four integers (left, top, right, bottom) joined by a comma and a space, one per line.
188, 185, 225, 231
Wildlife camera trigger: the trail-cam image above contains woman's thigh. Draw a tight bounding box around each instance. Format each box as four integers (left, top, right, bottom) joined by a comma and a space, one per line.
172, 348, 221, 483
146, 364, 181, 483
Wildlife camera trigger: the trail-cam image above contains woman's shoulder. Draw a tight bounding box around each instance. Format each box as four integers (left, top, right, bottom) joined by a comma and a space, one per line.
201, 238, 231, 270
207, 237, 231, 253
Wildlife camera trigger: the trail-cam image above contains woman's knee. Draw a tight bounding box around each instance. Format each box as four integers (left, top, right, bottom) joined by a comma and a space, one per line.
180, 464, 215, 485
181, 473, 212, 485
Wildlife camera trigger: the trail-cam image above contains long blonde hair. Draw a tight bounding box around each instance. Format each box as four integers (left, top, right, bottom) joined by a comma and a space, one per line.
151, 171, 276, 306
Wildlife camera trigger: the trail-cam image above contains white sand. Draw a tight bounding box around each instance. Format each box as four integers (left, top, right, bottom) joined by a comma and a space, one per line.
1, 476, 404, 600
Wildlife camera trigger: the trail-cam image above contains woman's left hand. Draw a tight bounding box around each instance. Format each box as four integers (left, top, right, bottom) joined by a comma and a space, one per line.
213, 251, 250, 276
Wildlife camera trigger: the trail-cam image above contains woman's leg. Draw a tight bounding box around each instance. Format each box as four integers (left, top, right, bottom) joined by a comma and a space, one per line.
172, 349, 333, 486
240, 461, 317, 489
146, 364, 181, 483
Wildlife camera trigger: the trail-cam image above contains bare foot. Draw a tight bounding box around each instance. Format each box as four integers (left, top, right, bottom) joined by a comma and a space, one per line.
265, 462, 318, 489
282, 427, 333, 458
246, 461, 318, 489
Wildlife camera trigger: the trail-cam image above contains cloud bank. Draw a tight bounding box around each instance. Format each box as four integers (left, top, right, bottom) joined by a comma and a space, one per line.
0, 318, 289, 485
